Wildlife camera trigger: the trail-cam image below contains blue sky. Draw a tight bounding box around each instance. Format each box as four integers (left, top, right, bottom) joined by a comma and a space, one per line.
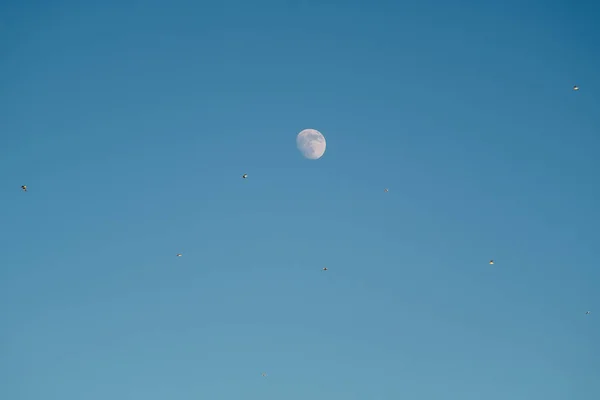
1, 0, 599, 398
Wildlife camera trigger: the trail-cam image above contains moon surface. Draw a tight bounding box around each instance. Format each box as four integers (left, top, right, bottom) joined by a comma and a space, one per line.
296, 129, 326, 160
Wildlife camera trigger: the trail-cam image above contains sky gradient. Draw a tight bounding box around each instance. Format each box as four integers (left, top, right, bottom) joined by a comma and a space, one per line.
1, 0, 599, 399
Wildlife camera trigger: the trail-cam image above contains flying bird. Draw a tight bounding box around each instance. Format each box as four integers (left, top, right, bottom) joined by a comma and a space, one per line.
322, 267, 327, 271
384, 188, 389, 193
21, 185, 27, 192
573, 85, 579, 91
242, 174, 248, 179
586, 311, 591, 315
261, 372, 267, 377
176, 253, 182, 257
489, 260, 494, 265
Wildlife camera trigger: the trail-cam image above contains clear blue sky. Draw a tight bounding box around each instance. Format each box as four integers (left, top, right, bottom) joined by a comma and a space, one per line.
1, 0, 599, 398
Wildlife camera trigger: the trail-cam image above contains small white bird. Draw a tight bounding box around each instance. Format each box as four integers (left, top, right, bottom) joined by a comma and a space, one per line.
586, 311, 591, 315
384, 188, 389, 193
242, 174, 248, 179
21, 185, 27, 192
322, 267, 327, 271
176, 253, 182, 257
573, 85, 579, 91
489, 260, 494, 265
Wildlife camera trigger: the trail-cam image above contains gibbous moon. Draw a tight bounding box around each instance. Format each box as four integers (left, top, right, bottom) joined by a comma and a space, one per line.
296, 129, 326, 160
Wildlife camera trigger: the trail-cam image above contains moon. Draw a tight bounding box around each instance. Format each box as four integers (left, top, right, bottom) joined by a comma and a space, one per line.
296, 129, 326, 160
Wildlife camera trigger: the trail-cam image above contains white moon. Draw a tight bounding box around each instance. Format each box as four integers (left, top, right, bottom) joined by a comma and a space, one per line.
296, 129, 326, 160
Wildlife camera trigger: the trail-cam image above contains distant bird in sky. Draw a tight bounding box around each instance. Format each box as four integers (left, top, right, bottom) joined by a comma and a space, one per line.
176, 253, 182, 257
586, 311, 591, 315
573, 85, 579, 91
261, 372, 267, 377
489, 260, 494, 265
242, 173, 248, 179
384, 188, 389, 193
21, 185, 27, 192
322, 267, 327, 271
